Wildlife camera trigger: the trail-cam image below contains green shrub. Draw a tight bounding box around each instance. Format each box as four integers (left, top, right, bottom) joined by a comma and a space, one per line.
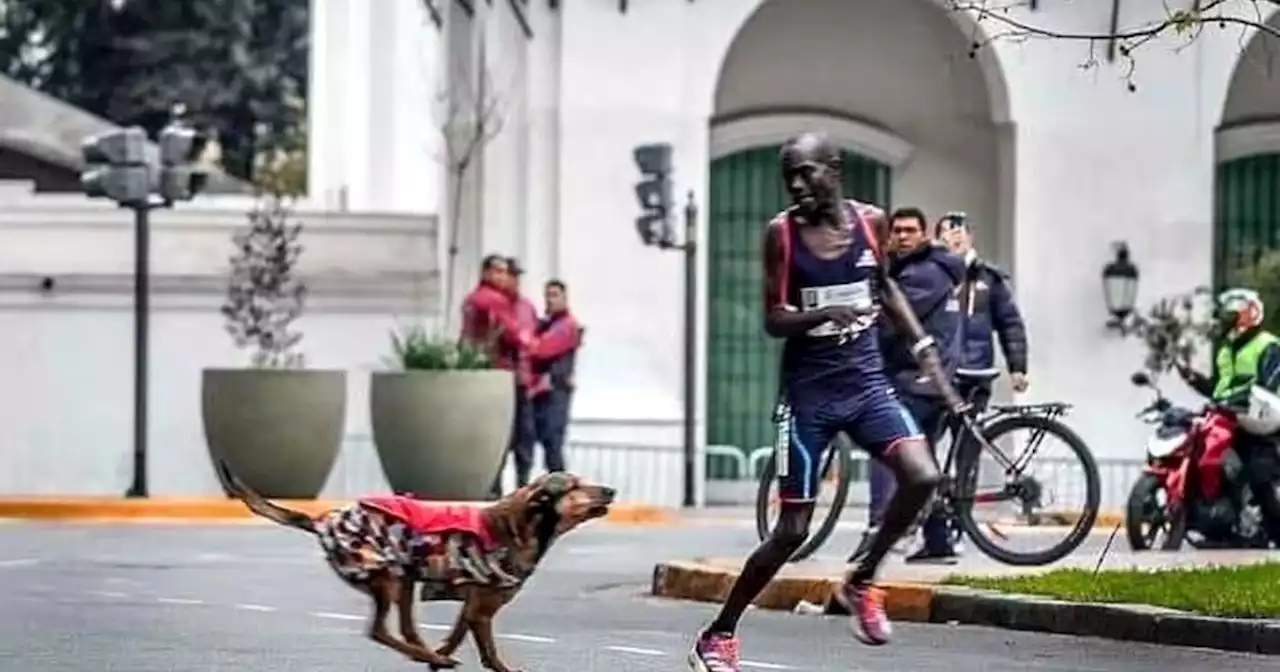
386, 324, 493, 371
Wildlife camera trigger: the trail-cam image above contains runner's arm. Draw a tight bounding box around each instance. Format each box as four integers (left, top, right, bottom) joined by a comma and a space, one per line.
762, 218, 832, 338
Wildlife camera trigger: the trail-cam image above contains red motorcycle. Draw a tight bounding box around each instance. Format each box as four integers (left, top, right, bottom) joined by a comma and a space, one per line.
1124, 371, 1271, 550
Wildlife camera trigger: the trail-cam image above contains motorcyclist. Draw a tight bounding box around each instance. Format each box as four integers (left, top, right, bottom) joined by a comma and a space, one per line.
1176, 287, 1280, 545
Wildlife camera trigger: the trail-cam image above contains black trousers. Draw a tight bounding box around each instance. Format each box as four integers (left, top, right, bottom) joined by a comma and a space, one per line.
1236, 434, 1280, 543
491, 384, 536, 497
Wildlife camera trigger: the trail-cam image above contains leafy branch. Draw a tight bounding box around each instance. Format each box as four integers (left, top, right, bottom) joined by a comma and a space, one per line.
220, 111, 309, 369
1125, 286, 1217, 376
950, 0, 1280, 90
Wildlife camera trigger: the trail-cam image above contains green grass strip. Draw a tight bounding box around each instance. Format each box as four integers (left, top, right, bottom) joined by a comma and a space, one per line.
943, 562, 1280, 619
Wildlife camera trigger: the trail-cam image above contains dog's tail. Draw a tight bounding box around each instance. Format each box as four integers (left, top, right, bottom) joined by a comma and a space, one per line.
215, 460, 317, 535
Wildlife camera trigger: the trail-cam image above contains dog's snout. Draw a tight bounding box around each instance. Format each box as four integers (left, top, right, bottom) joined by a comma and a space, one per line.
601, 487, 617, 502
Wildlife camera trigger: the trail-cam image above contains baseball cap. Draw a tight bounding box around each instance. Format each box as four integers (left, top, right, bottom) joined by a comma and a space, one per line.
506, 256, 525, 275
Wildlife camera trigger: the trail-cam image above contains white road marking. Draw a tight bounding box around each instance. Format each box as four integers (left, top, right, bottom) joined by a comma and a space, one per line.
90, 591, 129, 598
156, 597, 204, 605
313, 611, 363, 621
604, 645, 665, 656
235, 604, 276, 612
419, 624, 449, 631
498, 633, 556, 644
0, 559, 38, 568
742, 661, 795, 670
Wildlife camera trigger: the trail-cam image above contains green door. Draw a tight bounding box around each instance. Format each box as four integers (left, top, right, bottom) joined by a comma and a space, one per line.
1215, 154, 1280, 288
706, 146, 892, 480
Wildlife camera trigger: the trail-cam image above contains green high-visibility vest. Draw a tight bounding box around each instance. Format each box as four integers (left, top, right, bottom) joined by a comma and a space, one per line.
1213, 331, 1280, 400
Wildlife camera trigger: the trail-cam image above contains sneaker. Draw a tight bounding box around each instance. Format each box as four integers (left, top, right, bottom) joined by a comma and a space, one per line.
688, 630, 740, 672
904, 546, 959, 565
835, 577, 892, 645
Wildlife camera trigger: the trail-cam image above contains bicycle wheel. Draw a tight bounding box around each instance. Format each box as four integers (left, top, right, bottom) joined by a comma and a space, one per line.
754, 440, 853, 562
954, 414, 1101, 566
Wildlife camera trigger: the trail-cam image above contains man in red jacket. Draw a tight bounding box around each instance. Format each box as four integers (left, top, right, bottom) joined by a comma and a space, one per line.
460, 254, 528, 366
504, 258, 541, 487
461, 254, 534, 498
528, 279, 583, 475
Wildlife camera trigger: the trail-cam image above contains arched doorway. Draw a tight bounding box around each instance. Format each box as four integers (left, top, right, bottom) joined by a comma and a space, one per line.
704, 0, 1010, 478
1216, 11, 1280, 287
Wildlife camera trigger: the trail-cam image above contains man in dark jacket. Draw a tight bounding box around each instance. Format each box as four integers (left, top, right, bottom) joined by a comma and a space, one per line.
859, 206, 967, 564
936, 213, 1029, 401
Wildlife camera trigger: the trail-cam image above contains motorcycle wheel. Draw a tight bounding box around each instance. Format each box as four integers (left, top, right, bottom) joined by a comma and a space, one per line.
1125, 473, 1186, 551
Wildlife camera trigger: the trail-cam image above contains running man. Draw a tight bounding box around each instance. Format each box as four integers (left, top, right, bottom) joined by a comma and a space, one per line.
689, 133, 967, 671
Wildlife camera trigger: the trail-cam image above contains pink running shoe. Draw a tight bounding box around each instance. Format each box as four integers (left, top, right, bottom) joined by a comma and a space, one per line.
835, 578, 892, 645
687, 630, 741, 672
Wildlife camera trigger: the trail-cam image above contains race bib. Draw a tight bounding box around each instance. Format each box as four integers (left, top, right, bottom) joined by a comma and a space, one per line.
799, 281, 874, 337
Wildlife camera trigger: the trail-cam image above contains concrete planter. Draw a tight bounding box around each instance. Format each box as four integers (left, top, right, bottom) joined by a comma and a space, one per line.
370, 369, 515, 500
201, 368, 347, 499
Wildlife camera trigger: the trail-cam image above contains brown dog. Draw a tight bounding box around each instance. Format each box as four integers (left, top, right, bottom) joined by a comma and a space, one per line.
216, 461, 615, 671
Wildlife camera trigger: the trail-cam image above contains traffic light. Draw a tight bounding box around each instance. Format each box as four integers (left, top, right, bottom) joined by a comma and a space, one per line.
81, 127, 150, 205
633, 143, 673, 246
157, 121, 210, 203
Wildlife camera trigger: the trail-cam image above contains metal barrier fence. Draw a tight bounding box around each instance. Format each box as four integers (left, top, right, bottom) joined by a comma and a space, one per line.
705, 445, 1146, 513
320, 434, 686, 507
322, 434, 1145, 512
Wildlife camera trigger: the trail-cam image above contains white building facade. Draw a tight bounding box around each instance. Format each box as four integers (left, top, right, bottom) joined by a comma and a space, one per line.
313, 0, 1277, 462
5, 0, 1278, 505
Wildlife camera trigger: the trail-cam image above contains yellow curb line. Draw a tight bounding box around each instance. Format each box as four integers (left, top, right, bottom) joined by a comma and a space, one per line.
1040, 509, 1124, 528
651, 559, 936, 620
0, 498, 675, 526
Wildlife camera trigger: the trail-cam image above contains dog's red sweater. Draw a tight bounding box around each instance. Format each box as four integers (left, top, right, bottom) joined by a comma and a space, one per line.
358, 495, 498, 550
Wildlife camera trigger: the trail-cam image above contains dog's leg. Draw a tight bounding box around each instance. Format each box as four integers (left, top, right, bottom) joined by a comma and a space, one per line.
399, 578, 462, 669
466, 589, 521, 672
397, 578, 430, 648
366, 574, 458, 669
435, 587, 473, 659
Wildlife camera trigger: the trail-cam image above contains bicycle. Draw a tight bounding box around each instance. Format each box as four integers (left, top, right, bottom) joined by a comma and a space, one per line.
754, 369, 1102, 565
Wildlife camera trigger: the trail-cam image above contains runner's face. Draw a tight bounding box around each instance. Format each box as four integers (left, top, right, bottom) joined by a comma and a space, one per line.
784, 159, 838, 212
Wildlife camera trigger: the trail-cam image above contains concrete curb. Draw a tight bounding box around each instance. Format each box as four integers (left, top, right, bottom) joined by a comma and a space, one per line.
0, 497, 675, 525
650, 560, 1280, 656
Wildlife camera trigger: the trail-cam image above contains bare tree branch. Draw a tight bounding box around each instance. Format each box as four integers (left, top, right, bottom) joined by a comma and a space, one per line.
950, 0, 1280, 90
434, 53, 506, 325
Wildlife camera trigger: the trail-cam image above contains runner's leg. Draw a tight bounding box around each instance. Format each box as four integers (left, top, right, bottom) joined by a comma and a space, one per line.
690, 408, 831, 672
836, 391, 941, 644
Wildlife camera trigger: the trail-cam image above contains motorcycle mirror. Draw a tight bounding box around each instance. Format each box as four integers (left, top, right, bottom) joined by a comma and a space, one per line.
1130, 371, 1152, 387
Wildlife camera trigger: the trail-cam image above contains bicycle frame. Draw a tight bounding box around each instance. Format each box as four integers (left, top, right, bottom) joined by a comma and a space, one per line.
937, 398, 1072, 508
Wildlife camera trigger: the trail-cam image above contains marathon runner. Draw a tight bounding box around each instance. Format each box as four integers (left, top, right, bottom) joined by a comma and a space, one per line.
688, 133, 967, 672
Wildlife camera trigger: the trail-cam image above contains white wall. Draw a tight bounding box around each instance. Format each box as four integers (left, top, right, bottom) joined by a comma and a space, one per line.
308, 0, 443, 215
473, 0, 1279, 463
25, 0, 1269, 501
0, 194, 438, 495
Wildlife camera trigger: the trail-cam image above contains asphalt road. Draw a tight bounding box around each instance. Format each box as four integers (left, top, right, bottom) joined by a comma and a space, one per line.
0, 521, 1274, 671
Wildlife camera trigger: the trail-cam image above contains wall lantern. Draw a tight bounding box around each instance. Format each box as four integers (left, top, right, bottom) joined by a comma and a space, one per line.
1102, 241, 1139, 332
